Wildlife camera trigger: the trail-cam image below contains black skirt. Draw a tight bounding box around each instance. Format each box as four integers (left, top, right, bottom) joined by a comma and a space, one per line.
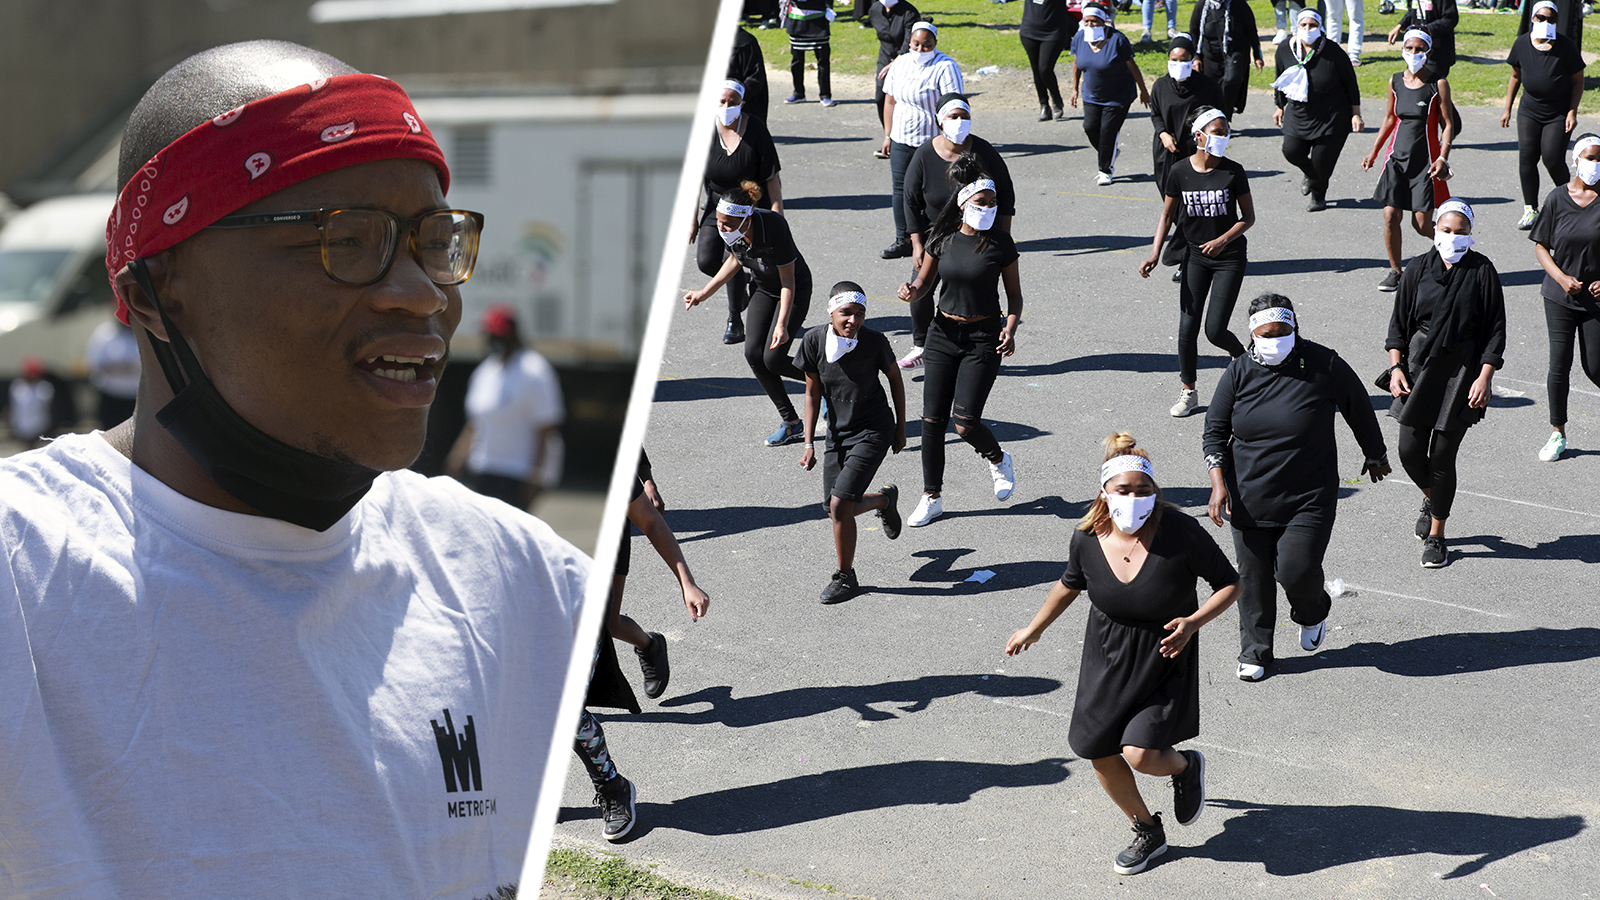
1389, 335, 1484, 433
1068, 605, 1200, 759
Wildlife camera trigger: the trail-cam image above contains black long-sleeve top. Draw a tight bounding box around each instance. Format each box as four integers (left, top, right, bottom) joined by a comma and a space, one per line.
902, 136, 1016, 236
869, 0, 921, 68
1150, 71, 1227, 153
1386, 250, 1507, 370
728, 28, 770, 121
1188, 0, 1263, 67
1203, 339, 1388, 529
1274, 38, 1362, 141
1398, 0, 1458, 74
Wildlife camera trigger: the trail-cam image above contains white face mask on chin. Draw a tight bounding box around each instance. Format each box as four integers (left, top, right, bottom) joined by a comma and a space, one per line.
964, 203, 998, 231
942, 117, 973, 143
1254, 332, 1296, 366
1168, 60, 1193, 81
715, 104, 741, 126
1104, 492, 1157, 534
718, 220, 748, 247
1434, 231, 1474, 263
1085, 25, 1106, 42
914, 49, 937, 64
1577, 157, 1600, 185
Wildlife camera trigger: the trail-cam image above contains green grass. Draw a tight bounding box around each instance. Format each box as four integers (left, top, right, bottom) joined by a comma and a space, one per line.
748, 0, 1600, 110
543, 848, 752, 900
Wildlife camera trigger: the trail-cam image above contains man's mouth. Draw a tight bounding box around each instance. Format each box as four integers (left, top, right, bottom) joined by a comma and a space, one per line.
357, 354, 435, 384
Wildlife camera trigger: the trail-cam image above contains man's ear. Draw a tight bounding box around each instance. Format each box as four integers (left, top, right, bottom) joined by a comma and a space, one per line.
114, 251, 178, 343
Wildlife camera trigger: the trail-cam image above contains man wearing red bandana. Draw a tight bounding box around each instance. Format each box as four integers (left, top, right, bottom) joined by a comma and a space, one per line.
0, 42, 584, 898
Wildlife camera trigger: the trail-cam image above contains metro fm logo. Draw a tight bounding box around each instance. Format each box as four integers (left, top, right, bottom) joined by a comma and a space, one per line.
431, 708, 482, 792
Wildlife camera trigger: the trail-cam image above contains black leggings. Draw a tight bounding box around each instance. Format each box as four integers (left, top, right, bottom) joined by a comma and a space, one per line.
921, 314, 1004, 494
1020, 35, 1067, 108
695, 213, 751, 321
744, 285, 810, 422
1545, 296, 1600, 427
1231, 520, 1335, 666
1178, 247, 1247, 385
1083, 103, 1130, 174
1281, 131, 1349, 199
790, 44, 831, 98
1518, 114, 1572, 208
1396, 424, 1468, 521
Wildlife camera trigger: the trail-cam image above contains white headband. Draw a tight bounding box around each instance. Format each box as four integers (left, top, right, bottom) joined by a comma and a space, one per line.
1435, 198, 1474, 226
1532, 0, 1559, 15
912, 20, 937, 35
828, 291, 867, 313
1575, 134, 1600, 157
956, 178, 996, 207
716, 197, 754, 217
1192, 108, 1227, 136
1402, 29, 1433, 49
938, 98, 971, 120
721, 79, 746, 98
1248, 307, 1296, 330
1101, 454, 1154, 487
1082, 4, 1112, 21
1297, 8, 1323, 26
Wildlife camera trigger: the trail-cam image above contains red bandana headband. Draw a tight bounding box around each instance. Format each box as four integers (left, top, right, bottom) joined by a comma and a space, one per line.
105, 72, 450, 323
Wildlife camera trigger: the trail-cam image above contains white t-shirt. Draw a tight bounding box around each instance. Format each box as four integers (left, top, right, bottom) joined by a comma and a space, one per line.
884, 51, 965, 147
7, 378, 54, 438
464, 349, 566, 483
0, 433, 586, 900
85, 320, 142, 398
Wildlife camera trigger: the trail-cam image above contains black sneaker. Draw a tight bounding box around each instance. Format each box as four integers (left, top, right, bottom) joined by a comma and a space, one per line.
635, 632, 670, 699
595, 776, 636, 841
820, 568, 861, 604
1378, 269, 1401, 292
1172, 750, 1206, 826
723, 317, 745, 344
1307, 195, 1327, 212
1421, 535, 1449, 568
1414, 498, 1432, 540
881, 238, 912, 259
1113, 813, 1168, 875
878, 484, 902, 540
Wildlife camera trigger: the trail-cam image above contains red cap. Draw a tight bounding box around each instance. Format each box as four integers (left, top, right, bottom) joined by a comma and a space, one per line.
481, 304, 518, 339
20, 356, 46, 379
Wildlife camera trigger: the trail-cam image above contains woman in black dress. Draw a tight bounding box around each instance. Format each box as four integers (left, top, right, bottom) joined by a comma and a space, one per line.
1528, 134, 1600, 462
1007, 432, 1239, 875
1272, 8, 1363, 212
692, 80, 783, 345
1019, 0, 1075, 121
1500, 1, 1585, 230
1385, 199, 1507, 568
899, 93, 1017, 369
1139, 107, 1254, 418
896, 154, 1023, 526
1361, 29, 1455, 292
1189, 0, 1264, 116
685, 181, 814, 447
1203, 295, 1390, 682
1150, 36, 1227, 203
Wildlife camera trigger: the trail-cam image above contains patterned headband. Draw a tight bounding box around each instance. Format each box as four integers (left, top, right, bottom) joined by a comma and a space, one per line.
1248, 307, 1296, 330
1101, 454, 1154, 486
956, 178, 996, 207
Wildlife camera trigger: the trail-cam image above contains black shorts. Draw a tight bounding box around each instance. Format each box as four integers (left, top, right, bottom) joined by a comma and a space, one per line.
823, 430, 892, 505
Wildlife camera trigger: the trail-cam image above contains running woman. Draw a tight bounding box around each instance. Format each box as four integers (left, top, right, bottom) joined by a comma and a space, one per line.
1362, 29, 1454, 292
1070, 4, 1150, 186
1501, 1, 1585, 230
685, 181, 814, 447
1006, 432, 1239, 876
897, 154, 1023, 526
1528, 133, 1600, 461
1273, 8, 1362, 212
1384, 199, 1507, 568
1139, 107, 1254, 418
796, 284, 909, 604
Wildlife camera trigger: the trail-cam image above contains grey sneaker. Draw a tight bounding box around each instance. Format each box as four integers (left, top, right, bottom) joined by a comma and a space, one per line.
1169, 388, 1198, 417
1172, 750, 1206, 826
1113, 813, 1168, 874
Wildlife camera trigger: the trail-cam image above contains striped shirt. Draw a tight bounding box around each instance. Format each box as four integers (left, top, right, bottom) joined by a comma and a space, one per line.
883, 51, 964, 146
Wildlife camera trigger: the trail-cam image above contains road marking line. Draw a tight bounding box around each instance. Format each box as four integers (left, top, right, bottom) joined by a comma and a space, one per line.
1387, 477, 1600, 521
1499, 375, 1600, 399
1342, 583, 1512, 619
1053, 190, 1160, 203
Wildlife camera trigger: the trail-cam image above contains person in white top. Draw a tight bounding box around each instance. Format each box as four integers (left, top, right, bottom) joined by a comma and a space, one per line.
5, 355, 56, 449
1, 41, 584, 900
447, 304, 566, 510
880, 20, 964, 259
85, 317, 141, 427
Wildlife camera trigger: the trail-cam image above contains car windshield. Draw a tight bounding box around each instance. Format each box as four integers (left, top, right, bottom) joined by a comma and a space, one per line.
0, 249, 72, 307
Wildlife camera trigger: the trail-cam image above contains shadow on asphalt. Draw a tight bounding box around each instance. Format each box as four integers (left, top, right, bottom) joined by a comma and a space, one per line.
654, 376, 770, 403
1268, 627, 1600, 677
663, 502, 821, 542
999, 351, 1229, 377
561, 757, 1074, 839
1249, 255, 1387, 276
1436, 533, 1600, 563
628, 673, 1066, 728
993, 141, 1078, 158
784, 193, 893, 211
1189, 799, 1585, 879
1015, 234, 1151, 255
772, 134, 869, 145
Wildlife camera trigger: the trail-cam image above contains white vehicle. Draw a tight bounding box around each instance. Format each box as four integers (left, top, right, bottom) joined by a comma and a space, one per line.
0, 193, 117, 380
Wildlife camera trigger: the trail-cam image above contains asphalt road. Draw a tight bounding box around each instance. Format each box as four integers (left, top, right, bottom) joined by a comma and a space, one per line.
550, 76, 1600, 900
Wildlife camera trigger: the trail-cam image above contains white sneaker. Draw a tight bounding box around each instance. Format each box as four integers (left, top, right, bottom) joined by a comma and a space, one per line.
1517, 205, 1539, 230
1538, 431, 1567, 461
1169, 388, 1198, 417
1237, 663, 1266, 682
897, 345, 925, 369
907, 493, 944, 526
989, 451, 1015, 501
1272, 29, 1288, 43
1095, 171, 1113, 186
1300, 619, 1326, 652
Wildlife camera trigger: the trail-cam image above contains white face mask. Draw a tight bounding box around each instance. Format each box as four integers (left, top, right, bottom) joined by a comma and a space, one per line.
882, 0, 898, 7
715, 104, 741, 126
1168, 60, 1193, 81
1533, 21, 1558, 41
1577, 157, 1600, 185
1104, 492, 1157, 534
1301, 26, 1322, 44
1434, 231, 1474, 263
942, 117, 973, 143
718, 220, 748, 248
914, 49, 937, 64
1402, 51, 1427, 73
1085, 25, 1106, 42
1255, 332, 1296, 366
963, 203, 998, 231
1200, 132, 1230, 157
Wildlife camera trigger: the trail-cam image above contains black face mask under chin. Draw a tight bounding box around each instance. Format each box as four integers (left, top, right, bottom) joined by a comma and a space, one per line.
130, 258, 380, 532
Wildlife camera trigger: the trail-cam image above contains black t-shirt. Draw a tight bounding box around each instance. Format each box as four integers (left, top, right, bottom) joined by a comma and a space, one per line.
1164, 157, 1250, 252
1020, 0, 1073, 42
869, 0, 921, 66
930, 230, 1020, 319
702, 117, 781, 216
1530, 185, 1600, 308
793, 324, 898, 440
730, 209, 812, 296
1059, 512, 1238, 623
903, 136, 1017, 236
1274, 39, 1361, 140
1507, 33, 1585, 122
